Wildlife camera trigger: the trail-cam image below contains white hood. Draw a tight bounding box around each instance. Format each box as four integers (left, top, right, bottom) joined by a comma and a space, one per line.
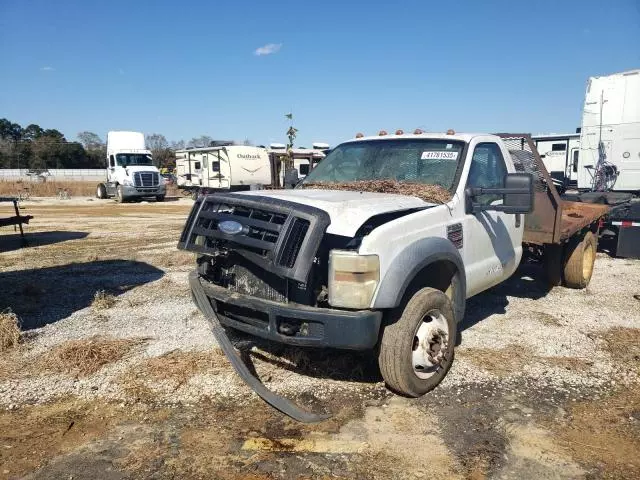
237, 189, 432, 236
124, 165, 159, 174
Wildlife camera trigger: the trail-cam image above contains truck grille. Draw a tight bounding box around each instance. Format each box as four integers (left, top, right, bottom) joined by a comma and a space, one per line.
178, 193, 330, 283
134, 172, 159, 187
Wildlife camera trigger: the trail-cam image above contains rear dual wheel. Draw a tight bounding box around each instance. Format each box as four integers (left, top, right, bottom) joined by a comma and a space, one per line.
378, 287, 456, 397
563, 231, 597, 289
542, 231, 597, 289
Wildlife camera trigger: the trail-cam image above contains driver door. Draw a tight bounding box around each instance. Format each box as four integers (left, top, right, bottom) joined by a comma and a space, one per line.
462, 142, 522, 296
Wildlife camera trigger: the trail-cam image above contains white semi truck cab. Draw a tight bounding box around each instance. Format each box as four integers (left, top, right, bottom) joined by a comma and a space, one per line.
96, 131, 166, 202
179, 131, 607, 411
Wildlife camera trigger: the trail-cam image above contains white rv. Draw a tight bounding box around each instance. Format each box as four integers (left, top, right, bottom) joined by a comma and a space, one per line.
96, 131, 165, 202
577, 69, 640, 192
175, 144, 271, 195
533, 133, 580, 191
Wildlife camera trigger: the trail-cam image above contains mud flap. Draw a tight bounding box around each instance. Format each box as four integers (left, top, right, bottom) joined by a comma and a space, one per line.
189, 272, 331, 423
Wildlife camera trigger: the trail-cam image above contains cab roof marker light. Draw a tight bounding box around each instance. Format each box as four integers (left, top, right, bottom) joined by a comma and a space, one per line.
378, 130, 388, 136
395, 129, 404, 135
446, 129, 456, 135
414, 129, 424, 134
355, 132, 364, 138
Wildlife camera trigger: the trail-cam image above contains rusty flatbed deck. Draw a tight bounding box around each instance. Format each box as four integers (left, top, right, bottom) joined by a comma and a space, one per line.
559, 201, 609, 241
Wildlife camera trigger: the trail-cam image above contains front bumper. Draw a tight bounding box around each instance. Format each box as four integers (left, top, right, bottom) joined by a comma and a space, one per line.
189, 272, 382, 350
122, 184, 166, 197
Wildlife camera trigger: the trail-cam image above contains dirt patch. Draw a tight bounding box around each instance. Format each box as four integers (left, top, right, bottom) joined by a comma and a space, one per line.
0, 180, 96, 197
0, 310, 21, 352
302, 180, 452, 203
43, 336, 147, 377
0, 398, 137, 479
533, 311, 563, 327
551, 384, 640, 478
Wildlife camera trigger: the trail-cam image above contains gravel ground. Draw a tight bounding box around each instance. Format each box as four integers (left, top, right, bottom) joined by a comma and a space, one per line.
1, 196, 639, 479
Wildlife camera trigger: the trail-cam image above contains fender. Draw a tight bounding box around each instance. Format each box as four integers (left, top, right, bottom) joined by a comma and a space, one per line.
373, 237, 466, 322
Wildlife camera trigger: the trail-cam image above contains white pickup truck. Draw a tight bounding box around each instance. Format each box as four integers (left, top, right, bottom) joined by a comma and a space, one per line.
179, 131, 608, 410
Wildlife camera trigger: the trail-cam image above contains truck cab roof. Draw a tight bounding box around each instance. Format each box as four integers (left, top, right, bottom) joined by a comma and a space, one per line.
341, 132, 499, 144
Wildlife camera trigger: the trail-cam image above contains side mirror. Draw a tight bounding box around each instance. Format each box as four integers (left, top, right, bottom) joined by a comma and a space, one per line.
466, 172, 534, 214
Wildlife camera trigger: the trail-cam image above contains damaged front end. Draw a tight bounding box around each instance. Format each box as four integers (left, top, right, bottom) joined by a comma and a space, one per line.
178, 193, 382, 349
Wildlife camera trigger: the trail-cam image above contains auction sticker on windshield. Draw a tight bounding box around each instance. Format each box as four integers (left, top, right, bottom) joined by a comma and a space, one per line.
421, 151, 459, 160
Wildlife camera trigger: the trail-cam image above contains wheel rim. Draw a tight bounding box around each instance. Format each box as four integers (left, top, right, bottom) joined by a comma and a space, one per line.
97, 187, 101, 198
412, 309, 450, 379
582, 242, 594, 280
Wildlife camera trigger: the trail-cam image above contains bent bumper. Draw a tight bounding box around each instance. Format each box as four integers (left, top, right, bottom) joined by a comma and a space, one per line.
189, 272, 382, 350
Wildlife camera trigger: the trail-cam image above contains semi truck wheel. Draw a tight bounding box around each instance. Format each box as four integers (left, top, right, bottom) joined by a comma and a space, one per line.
115, 185, 125, 203
156, 195, 165, 202
563, 231, 597, 289
378, 287, 456, 397
96, 183, 107, 199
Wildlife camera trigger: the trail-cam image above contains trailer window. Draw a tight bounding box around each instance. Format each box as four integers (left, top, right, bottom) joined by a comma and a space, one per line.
299, 163, 310, 175
211, 161, 220, 172
466, 142, 507, 205
552, 143, 567, 151
573, 150, 579, 172
194, 162, 201, 170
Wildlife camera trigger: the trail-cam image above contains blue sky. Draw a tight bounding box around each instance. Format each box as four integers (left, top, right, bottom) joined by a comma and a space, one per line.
1, 0, 638, 147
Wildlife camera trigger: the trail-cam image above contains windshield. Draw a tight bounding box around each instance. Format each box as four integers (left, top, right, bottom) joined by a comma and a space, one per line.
116, 153, 153, 167
301, 139, 465, 190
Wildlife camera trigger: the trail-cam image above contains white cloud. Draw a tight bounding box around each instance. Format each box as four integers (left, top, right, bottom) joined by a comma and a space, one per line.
254, 43, 282, 56
40, 66, 54, 71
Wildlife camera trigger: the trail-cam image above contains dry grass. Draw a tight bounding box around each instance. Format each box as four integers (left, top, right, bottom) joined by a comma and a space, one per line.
0, 179, 96, 197
598, 326, 640, 370
0, 311, 21, 352
119, 349, 227, 402
91, 290, 116, 310
44, 336, 147, 376
302, 180, 452, 203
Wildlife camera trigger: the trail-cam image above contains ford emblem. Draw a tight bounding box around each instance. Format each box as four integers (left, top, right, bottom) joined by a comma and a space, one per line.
218, 220, 244, 235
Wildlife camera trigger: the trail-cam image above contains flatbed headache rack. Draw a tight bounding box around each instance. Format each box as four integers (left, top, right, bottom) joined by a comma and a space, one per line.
0, 196, 33, 246
495, 134, 609, 245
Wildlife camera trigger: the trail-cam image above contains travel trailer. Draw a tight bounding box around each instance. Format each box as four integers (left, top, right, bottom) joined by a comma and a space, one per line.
533, 133, 580, 192
577, 69, 640, 192
175, 144, 271, 195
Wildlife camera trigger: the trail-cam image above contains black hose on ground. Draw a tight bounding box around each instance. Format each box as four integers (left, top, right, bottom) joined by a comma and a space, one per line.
189, 272, 331, 423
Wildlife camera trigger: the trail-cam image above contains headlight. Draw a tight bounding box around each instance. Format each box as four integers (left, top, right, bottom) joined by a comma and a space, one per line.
122, 178, 133, 186
328, 250, 379, 309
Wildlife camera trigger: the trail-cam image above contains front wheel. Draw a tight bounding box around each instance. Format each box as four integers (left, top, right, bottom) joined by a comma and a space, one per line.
115, 185, 125, 203
378, 287, 457, 397
156, 195, 165, 202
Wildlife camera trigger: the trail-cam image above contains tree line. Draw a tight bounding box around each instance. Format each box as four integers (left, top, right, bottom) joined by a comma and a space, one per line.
0, 118, 230, 170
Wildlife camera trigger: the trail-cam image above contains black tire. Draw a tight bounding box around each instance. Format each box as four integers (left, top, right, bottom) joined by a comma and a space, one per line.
378, 287, 457, 397
156, 195, 165, 202
563, 231, 597, 289
96, 183, 107, 199
115, 185, 126, 203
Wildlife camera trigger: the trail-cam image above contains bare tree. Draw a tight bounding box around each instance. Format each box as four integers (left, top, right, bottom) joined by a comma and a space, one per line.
187, 135, 214, 148
77, 131, 104, 150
